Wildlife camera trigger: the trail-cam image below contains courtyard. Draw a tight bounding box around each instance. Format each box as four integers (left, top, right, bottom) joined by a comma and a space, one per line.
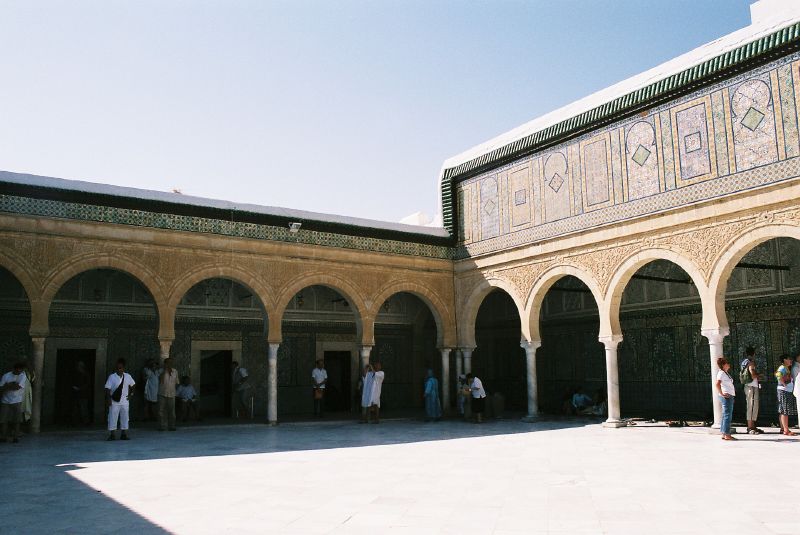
2, 419, 798, 535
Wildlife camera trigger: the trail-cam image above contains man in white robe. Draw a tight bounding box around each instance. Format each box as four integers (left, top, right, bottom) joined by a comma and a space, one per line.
368, 362, 385, 424
360, 364, 374, 423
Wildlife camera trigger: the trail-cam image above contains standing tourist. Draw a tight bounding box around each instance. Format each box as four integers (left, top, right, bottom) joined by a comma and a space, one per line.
793, 354, 800, 426
368, 362, 385, 424
359, 364, 374, 423
231, 361, 250, 419
423, 369, 442, 422
775, 354, 796, 436
456, 374, 467, 416
105, 359, 135, 441
715, 357, 736, 441
143, 359, 160, 422
466, 373, 487, 423
311, 360, 327, 418
739, 347, 763, 434
22, 362, 34, 428
0, 362, 28, 443
158, 358, 179, 431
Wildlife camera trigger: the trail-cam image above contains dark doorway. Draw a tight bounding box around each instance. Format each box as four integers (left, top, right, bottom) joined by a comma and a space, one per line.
200, 350, 232, 417
55, 348, 96, 426
323, 351, 351, 413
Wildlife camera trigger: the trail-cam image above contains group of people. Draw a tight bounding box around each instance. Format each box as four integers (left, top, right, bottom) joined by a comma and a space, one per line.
105, 358, 248, 441
716, 346, 800, 441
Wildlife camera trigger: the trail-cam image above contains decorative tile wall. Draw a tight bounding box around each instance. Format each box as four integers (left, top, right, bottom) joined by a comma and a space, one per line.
456, 53, 800, 258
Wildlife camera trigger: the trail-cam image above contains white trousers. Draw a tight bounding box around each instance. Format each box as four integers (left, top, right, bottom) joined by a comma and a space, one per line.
108, 402, 130, 431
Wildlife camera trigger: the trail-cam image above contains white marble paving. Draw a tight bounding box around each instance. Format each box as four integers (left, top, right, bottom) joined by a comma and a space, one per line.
1, 419, 798, 534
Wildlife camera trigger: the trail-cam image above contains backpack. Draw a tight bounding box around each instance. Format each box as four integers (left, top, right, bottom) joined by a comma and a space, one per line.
739, 365, 752, 385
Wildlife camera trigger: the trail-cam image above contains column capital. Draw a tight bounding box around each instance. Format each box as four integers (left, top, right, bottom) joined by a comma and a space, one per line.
30, 336, 47, 345
159, 338, 173, 359
268, 342, 280, 358
520, 340, 542, 353
359, 345, 373, 354
701, 327, 730, 345
458, 346, 476, 353
438, 347, 452, 356
599, 334, 623, 350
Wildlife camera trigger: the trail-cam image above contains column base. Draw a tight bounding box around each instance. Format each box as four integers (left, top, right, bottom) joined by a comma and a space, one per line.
268, 420, 278, 427
602, 419, 626, 428
521, 414, 542, 423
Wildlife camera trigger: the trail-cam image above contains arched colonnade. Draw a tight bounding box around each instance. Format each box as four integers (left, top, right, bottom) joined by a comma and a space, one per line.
455, 221, 800, 428
1, 249, 458, 431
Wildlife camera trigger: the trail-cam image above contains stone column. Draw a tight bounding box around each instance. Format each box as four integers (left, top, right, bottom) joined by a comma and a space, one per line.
440, 348, 451, 415
30, 337, 46, 434
701, 327, 728, 429
359, 345, 372, 369
159, 339, 172, 360
268, 343, 279, 425
461, 347, 474, 374
521, 340, 541, 421
455, 348, 463, 379
600, 335, 624, 428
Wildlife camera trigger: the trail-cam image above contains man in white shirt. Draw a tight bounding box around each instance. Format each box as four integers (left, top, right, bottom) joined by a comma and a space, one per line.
1, 362, 28, 443
466, 373, 487, 423
158, 358, 179, 431
311, 360, 328, 418
232, 361, 249, 419
368, 362, 385, 424
105, 358, 136, 441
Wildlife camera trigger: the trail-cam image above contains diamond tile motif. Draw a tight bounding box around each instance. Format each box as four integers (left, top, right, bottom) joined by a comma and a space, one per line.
632, 145, 651, 166
741, 106, 765, 131
483, 199, 496, 215
548, 173, 564, 193
684, 132, 702, 153
514, 189, 527, 206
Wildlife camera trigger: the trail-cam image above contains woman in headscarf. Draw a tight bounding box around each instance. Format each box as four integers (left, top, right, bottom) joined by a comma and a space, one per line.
775, 354, 797, 436
424, 369, 442, 422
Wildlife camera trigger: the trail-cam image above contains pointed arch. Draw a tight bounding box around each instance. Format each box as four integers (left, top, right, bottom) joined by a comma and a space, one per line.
458, 277, 525, 348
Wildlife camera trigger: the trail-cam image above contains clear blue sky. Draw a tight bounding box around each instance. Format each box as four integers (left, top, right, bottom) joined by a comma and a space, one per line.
0, 0, 753, 222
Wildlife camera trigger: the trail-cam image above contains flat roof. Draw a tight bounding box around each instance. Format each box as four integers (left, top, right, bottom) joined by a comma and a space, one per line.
0, 170, 452, 244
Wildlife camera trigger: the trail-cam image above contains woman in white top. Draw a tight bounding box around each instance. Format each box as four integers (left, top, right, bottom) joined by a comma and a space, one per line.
793, 354, 800, 428
715, 357, 736, 441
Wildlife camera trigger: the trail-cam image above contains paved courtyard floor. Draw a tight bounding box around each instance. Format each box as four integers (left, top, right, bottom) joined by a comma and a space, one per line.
2, 418, 799, 535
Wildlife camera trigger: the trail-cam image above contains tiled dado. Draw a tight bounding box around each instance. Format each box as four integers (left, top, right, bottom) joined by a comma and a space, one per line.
0, 195, 454, 260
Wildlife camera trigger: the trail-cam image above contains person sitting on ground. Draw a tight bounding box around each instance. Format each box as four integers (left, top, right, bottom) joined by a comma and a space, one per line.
591, 388, 607, 416
739, 347, 763, 435
176, 376, 200, 422
0, 362, 28, 443
775, 354, 796, 436
572, 387, 594, 414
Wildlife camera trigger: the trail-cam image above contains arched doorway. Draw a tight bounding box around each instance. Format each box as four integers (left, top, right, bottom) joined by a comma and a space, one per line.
46, 268, 160, 426
279, 285, 363, 417
0, 266, 32, 387
721, 237, 800, 425
373, 292, 440, 416
617, 260, 705, 420
472, 289, 525, 415
173, 277, 268, 419
537, 275, 604, 416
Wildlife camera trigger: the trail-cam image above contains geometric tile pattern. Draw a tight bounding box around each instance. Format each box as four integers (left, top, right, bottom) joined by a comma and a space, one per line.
0, 195, 454, 260
632, 145, 651, 166
455, 51, 800, 258
741, 106, 765, 131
